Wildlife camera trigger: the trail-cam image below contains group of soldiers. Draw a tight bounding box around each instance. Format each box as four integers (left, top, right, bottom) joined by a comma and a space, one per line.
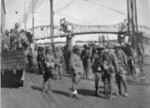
32, 41, 144, 100
2, 22, 145, 100
71, 42, 144, 99
1, 23, 29, 51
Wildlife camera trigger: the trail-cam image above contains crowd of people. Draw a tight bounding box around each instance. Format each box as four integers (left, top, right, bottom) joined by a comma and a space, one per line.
1, 23, 30, 52
2, 22, 145, 100
28, 40, 145, 100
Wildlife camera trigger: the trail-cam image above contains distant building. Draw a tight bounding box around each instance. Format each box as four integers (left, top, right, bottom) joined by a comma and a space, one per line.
1, 0, 6, 34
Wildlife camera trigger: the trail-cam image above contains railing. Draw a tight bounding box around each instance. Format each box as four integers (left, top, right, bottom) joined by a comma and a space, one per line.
28, 21, 150, 40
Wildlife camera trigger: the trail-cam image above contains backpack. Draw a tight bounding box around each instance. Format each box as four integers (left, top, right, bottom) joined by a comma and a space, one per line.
102, 51, 114, 74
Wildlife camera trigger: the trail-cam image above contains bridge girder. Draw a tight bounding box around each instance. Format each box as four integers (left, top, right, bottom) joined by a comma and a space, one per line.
28, 20, 150, 41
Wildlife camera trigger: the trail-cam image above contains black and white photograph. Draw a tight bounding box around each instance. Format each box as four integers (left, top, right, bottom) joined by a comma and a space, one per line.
1, 0, 150, 108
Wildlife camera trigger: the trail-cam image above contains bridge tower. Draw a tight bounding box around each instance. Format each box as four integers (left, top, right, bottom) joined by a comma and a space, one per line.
127, 0, 139, 48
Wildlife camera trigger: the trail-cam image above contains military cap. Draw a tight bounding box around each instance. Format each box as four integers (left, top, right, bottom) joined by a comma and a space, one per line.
106, 43, 114, 49
47, 45, 53, 51
83, 44, 89, 48
97, 45, 105, 49
15, 23, 19, 27
74, 45, 80, 50
114, 43, 121, 48
126, 42, 132, 46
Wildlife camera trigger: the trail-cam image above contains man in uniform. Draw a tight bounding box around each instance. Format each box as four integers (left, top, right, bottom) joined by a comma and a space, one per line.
92, 45, 105, 96
137, 43, 145, 82
10, 23, 20, 50
2, 29, 10, 51
27, 48, 34, 72
102, 44, 119, 99
81, 44, 90, 79
126, 42, 137, 78
114, 43, 129, 97
71, 45, 83, 98
54, 46, 63, 80
43, 45, 55, 93
37, 47, 45, 74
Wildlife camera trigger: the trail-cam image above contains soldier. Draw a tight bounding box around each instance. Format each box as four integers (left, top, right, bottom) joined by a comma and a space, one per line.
2, 29, 10, 51
10, 23, 20, 50
114, 43, 129, 97
43, 45, 55, 93
37, 47, 45, 74
80, 44, 91, 79
101, 44, 119, 99
54, 46, 63, 80
92, 45, 105, 96
27, 48, 34, 72
137, 43, 145, 82
81, 44, 89, 79
70, 45, 84, 98
126, 42, 137, 78
18, 29, 29, 49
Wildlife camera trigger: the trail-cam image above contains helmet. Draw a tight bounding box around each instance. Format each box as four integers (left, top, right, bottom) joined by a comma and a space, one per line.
47, 45, 53, 51
74, 45, 80, 50
97, 45, 105, 50
5, 29, 9, 35
114, 43, 121, 48
121, 43, 126, 47
126, 42, 132, 46
83, 44, 89, 49
15, 23, 19, 28
106, 43, 114, 49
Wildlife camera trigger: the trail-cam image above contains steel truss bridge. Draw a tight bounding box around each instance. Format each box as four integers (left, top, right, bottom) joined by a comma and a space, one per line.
27, 20, 150, 41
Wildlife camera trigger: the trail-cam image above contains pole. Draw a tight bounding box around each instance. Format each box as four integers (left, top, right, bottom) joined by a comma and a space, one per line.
50, 0, 54, 44
32, 0, 34, 38
24, 1, 26, 31
127, 0, 130, 42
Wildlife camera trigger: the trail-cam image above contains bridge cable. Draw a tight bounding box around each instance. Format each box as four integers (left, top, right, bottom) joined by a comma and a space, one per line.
85, 0, 126, 15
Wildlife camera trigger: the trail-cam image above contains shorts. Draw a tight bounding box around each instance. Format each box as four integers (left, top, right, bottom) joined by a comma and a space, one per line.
128, 59, 134, 67
43, 68, 54, 82
72, 73, 81, 84
102, 73, 111, 83
117, 65, 126, 81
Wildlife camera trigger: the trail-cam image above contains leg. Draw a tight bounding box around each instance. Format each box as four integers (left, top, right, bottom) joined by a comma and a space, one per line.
109, 73, 116, 99
55, 65, 58, 80
131, 59, 136, 76
43, 76, 48, 92
58, 65, 62, 80
72, 73, 82, 98
47, 77, 52, 93
104, 79, 108, 99
121, 77, 128, 97
116, 74, 122, 95
94, 73, 100, 96
128, 60, 135, 77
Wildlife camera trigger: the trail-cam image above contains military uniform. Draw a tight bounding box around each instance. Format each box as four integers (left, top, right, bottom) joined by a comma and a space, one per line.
101, 49, 118, 99
81, 46, 91, 79
92, 47, 104, 96
37, 47, 45, 74
137, 44, 145, 82
126, 43, 136, 76
2, 33, 10, 51
54, 47, 63, 80
43, 46, 55, 93
70, 45, 83, 98
115, 44, 128, 97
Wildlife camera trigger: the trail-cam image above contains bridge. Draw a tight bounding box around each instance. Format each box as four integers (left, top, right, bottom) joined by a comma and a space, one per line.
27, 19, 150, 42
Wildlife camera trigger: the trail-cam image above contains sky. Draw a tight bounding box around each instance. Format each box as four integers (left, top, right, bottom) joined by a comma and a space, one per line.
4, 0, 150, 42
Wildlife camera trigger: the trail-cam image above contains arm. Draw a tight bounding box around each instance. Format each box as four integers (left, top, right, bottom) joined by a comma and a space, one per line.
112, 53, 119, 73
